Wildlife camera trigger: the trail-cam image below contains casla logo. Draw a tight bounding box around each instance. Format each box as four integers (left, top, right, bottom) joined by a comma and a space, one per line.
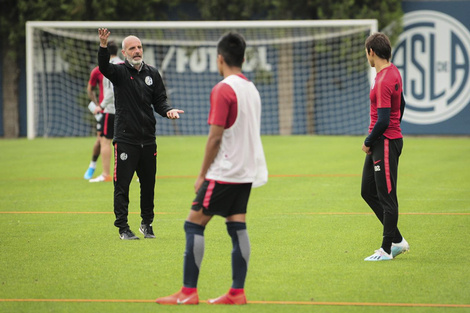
392, 11, 470, 124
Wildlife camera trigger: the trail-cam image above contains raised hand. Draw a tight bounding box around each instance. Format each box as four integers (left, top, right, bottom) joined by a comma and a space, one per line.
98, 28, 111, 47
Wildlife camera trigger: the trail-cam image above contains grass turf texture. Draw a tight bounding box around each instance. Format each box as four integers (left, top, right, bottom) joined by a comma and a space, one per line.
0, 136, 469, 313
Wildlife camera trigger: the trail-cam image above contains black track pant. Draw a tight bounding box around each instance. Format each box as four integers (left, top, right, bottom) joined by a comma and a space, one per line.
113, 142, 157, 232
361, 137, 403, 251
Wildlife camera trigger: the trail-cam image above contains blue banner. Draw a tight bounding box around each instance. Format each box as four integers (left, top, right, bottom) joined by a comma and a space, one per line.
397, 1, 470, 134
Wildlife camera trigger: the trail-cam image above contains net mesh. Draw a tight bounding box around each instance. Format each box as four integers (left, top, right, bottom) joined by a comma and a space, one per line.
28, 22, 374, 137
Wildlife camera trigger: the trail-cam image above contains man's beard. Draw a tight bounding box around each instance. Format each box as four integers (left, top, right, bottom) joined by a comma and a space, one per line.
127, 56, 142, 66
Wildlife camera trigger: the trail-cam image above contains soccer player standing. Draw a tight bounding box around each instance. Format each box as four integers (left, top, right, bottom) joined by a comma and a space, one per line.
156, 31, 268, 305
83, 65, 104, 180
362, 32, 409, 261
90, 41, 121, 183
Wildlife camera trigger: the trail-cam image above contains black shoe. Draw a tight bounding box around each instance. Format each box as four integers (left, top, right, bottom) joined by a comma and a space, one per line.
119, 228, 139, 240
139, 224, 156, 239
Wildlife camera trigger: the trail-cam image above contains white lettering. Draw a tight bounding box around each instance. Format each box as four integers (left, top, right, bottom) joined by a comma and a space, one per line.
172, 46, 272, 73
176, 47, 189, 73
189, 47, 208, 73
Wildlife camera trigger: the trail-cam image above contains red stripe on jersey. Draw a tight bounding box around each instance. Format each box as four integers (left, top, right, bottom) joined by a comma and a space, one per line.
203, 180, 216, 208
384, 139, 392, 193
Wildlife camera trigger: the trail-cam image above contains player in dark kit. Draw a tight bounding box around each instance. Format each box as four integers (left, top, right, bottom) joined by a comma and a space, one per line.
98, 28, 184, 240
361, 32, 410, 261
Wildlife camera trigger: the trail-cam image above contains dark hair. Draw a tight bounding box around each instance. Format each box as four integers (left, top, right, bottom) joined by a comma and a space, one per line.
217, 31, 246, 68
107, 40, 119, 56
365, 32, 392, 61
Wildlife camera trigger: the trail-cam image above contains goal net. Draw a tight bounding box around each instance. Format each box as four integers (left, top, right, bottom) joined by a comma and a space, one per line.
26, 20, 377, 138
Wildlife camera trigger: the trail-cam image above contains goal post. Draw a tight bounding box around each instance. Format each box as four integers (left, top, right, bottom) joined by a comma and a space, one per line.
26, 20, 378, 139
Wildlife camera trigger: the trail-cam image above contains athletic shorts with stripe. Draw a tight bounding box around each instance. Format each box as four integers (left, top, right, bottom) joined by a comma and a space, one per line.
98, 113, 115, 139
191, 180, 252, 217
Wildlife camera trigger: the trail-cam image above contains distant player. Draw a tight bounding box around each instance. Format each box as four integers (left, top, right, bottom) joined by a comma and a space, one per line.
155, 31, 268, 305
84, 65, 104, 179
361, 32, 409, 261
90, 41, 121, 183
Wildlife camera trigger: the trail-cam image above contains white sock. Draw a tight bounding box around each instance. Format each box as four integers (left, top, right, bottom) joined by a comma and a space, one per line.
89, 161, 97, 169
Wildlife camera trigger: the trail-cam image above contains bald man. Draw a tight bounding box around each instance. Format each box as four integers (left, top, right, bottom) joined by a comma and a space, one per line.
98, 28, 184, 240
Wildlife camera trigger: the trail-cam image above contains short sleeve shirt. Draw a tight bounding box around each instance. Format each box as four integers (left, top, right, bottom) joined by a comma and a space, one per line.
88, 66, 104, 103
208, 74, 248, 128
369, 64, 403, 139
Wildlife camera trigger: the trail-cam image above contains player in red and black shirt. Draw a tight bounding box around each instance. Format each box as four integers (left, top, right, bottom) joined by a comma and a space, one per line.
83, 65, 104, 180
362, 33, 410, 261
156, 31, 267, 305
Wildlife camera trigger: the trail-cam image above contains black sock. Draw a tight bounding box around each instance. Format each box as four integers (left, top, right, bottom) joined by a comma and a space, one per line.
183, 221, 205, 288
226, 222, 250, 289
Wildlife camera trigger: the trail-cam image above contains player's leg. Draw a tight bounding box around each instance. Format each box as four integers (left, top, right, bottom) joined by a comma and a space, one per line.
181, 186, 214, 291
361, 152, 384, 221
362, 138, 394, 260
184, 210, 211, 286
373, 138, 402, 255
208, 184, 251, 305
99, 137, 112, 180
385, 138, 409, 257
84, 131, 101, 179
91, 113, 114, 182
155, 185, 213, 305
135, 143, 156, 238
114, 142, 139, 239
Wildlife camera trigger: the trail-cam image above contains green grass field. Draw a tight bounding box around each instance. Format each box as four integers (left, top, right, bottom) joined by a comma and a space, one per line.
0, 135, 469, 313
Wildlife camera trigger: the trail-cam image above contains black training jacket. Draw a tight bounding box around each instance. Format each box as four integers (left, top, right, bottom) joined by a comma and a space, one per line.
98, 46, 172, 146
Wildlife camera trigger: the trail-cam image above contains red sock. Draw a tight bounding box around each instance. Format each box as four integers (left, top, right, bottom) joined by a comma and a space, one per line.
181, 287, 197, 295
229, 288, 244, 296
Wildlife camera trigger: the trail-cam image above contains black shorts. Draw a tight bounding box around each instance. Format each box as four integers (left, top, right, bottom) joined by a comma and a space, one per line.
98, 113, 115, 139
191, 180, 252, 217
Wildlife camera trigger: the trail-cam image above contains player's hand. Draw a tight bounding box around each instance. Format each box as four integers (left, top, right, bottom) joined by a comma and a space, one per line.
194, 175, 205, 194
93, 106, 103, 114
98, 28, 110, 47
167, 109, 184, 119
362, 143, 371, 155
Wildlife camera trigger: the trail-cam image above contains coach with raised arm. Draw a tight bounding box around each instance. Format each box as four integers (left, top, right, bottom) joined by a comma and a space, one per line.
97, 28, 184, 240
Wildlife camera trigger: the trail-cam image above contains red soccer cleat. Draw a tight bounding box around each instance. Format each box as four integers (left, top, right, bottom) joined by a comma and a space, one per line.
155, 287, 199, 305
207, 288, 247, 305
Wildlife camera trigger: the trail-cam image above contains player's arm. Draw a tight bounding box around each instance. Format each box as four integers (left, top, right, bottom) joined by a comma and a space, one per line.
400, 91, 406, 123
194, 124, 224, 193
97, 77, 113, 113
363, 78, 392, 151
151, 71, 184, 119
364, 107, 390, 148
97, 28, 117, 81
87, 82, 99, 105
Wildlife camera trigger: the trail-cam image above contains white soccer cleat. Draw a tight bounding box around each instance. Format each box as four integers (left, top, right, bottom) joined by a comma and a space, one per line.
391, 238, 410, 258
364, 248, 393, 261
89, 174, 112, 183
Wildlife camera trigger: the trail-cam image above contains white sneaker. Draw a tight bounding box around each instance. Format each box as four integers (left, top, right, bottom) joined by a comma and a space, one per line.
391, 238, 410, 257
364, 248, 393, 261
89, 174, 112, 183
